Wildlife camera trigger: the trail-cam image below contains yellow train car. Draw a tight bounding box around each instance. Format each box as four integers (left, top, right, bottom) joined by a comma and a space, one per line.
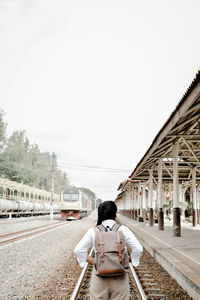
0, 177, 60, 217
60, 190, 91, 220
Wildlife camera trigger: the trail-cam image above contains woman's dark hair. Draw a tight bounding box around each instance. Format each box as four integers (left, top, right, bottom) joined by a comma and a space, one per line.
97, 201, 117, 226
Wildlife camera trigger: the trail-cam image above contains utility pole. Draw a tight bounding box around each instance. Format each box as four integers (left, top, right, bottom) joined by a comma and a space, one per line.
50, 152, 56, 221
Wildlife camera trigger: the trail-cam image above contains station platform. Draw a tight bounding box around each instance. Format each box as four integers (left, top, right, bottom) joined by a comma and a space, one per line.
117, 214, 200, 300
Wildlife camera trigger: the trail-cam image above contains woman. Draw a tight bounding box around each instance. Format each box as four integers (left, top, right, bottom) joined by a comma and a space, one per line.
74, 200, 143, 300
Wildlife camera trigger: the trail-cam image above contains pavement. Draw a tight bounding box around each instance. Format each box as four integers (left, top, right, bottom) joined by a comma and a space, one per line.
117, 214, 200, 300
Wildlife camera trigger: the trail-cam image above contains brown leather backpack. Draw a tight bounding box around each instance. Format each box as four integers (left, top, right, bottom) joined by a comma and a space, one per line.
94, 224, 129, 277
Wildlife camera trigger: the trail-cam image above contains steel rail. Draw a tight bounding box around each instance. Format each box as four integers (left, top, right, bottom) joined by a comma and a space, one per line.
0, 222, 70, 246
70, 248, 147, 300
129, 262, 147, 300
0, 221, 62, 239
70, 247, 94, 300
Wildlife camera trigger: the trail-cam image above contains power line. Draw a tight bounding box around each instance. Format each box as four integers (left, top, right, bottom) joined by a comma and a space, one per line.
0, 157, 61, 183
0, 156, 47, 177
0, 155, 38, 173
58, 161, 132, 173
0, 162, 20, 172
0, 155, 54, 181
0, 152, 132, 176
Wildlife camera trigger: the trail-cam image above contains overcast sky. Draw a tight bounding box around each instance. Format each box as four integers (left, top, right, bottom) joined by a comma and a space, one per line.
0, 0, 200, 201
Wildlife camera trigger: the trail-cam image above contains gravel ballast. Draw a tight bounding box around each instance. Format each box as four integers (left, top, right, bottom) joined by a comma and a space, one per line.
1, 213, 192, 300
0, 213, 97, 300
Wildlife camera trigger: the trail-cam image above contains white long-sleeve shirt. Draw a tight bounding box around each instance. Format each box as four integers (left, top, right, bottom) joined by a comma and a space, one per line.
74, 219, 143, 268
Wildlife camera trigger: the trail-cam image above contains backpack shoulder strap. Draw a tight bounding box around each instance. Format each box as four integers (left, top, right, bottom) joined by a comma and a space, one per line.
111, 224, 121, 231
96, 224, 106, 232
97, 224, 121, 232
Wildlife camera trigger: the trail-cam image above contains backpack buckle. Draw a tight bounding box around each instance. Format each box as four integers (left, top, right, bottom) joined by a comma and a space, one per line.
100, 253, 104, 262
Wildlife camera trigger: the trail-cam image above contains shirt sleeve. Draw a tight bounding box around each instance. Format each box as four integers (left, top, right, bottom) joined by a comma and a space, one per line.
74, 228, 94, 268
121, 225, 143, 267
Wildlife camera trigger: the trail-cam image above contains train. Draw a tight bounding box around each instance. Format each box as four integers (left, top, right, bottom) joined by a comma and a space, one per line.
0, 177, 61, 218
60, 190, 91, 220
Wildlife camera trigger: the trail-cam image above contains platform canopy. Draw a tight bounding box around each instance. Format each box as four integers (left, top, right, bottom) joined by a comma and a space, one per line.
120, 71, 200, 191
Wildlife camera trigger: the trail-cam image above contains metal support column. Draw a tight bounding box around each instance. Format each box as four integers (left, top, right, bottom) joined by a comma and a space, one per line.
50, 152, 56, 221
192, 168, 197, 227
128, 188, 132, 219
134, 187, 137, 220
148, 169, 154, 226
197, 187, 200, 224
173, 143, 181, 237
131, 186, 134, 219
138, 183, 142, 222
142, 183, 147, 222
158, 160, 164, 230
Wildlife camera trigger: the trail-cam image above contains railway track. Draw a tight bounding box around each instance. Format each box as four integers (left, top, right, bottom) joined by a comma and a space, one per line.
70, 252, 171, 300
133, 258, 166, 299
0, 221, 70, 246
70, 248, 148, 300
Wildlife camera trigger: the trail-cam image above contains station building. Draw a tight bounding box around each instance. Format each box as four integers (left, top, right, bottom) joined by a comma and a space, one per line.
116, 70, 200, 236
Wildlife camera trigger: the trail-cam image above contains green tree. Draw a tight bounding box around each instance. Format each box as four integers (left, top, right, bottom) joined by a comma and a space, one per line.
54, 170, 70, 194
1, 130, 32, 183
0, 121, 96, 200
0, 110, 7, 152
78, 187, 96, 210
96, 198, 103, 209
